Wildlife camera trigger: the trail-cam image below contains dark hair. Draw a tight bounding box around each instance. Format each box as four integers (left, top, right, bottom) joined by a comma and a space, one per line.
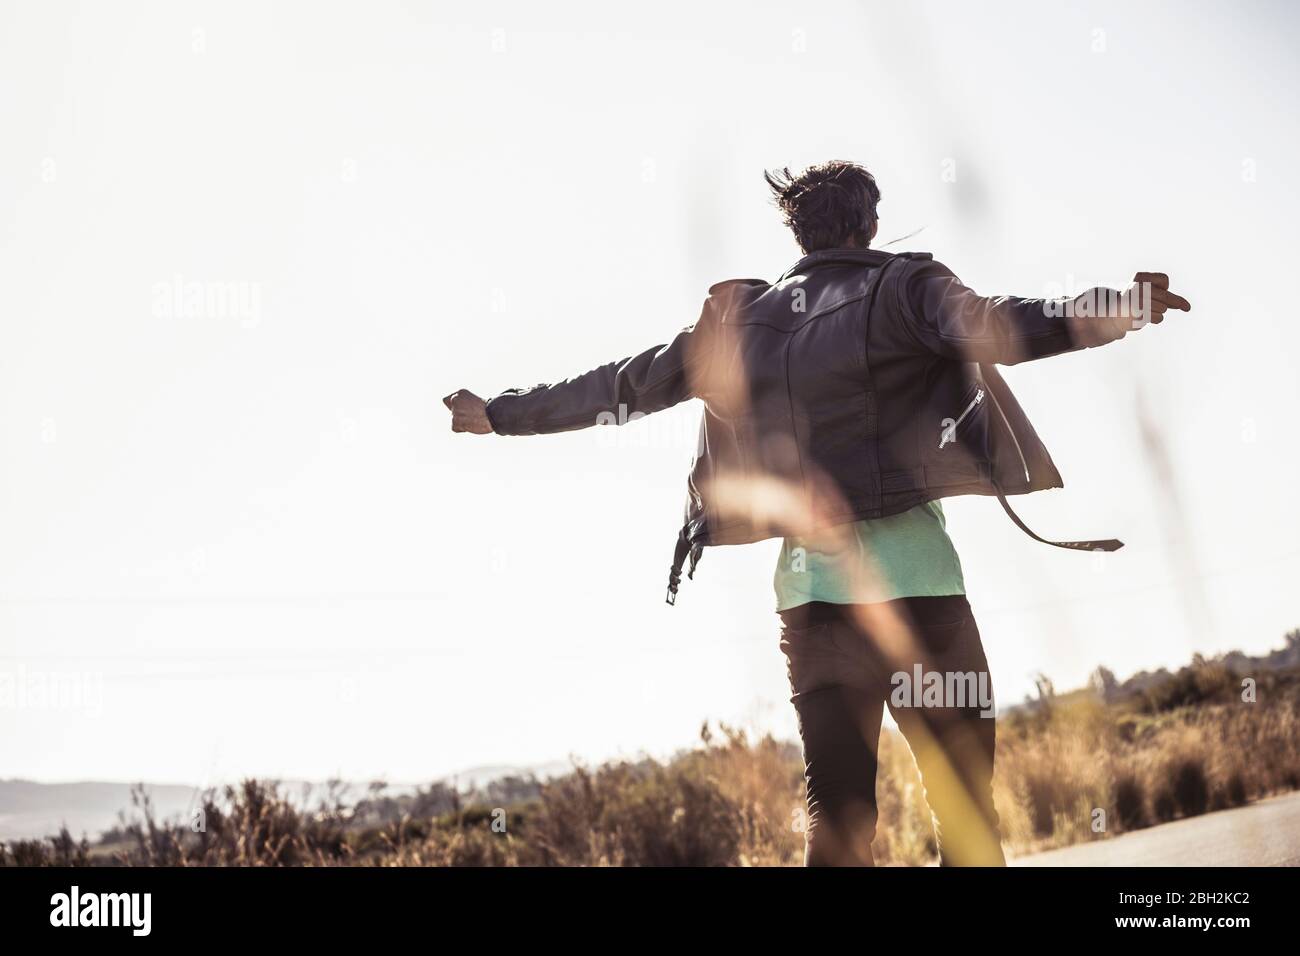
764, 161, 881, 253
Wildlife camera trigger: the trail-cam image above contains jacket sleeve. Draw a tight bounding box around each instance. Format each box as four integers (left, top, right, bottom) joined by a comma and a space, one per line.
484, 299, 717, 436
895, 258, 1131, 365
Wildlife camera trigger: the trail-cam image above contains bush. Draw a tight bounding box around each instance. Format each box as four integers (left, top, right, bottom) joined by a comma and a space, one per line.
1023, 773, 1065, 838
1170, 758, 1210, 818
530, 760, 741, 866
1152, 789, 1177, 823
1114, 774, 1147, 831
1140, 661, 1237, 713
0, 829, 89, 867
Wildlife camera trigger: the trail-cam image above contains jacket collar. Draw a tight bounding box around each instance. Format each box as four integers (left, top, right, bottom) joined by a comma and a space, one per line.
777, 247, 893, 283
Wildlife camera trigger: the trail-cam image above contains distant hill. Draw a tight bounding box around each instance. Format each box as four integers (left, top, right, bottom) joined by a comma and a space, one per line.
0, 780, 199, 843
0, 761, 574, 843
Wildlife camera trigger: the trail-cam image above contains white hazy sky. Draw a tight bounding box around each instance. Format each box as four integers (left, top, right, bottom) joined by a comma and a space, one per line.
2, 0, 1298, 785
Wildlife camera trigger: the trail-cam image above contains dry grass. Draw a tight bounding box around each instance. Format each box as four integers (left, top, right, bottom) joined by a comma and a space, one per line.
5, 660, 1299, 868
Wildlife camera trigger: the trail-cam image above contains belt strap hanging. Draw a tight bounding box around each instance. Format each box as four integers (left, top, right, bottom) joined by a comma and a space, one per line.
995, 488, 1123, 553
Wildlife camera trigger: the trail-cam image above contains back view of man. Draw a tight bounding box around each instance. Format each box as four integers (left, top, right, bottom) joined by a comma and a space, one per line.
444, 160, 1190, 866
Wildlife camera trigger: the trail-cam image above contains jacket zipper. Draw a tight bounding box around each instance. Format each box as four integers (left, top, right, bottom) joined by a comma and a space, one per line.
938, 387, 984, 449
988, 388, 1032, 484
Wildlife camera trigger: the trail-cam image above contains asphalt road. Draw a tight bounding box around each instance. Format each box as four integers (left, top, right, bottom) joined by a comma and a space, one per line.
1011, 791, 1300, 867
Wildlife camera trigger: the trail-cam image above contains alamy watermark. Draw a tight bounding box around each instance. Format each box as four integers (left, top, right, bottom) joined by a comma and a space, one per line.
50, 886, 151, 936
891, 665, 995, 718
0, 665, 103, 717
152, 274, 262, 328
592, 403, 703, 453
1041, 278, 1155, 330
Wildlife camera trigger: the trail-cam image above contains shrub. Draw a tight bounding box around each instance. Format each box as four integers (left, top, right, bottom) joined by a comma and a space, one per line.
1152, 788, 1177, 823
1170, 758, 1209, 817
1113, 774, 1147, 831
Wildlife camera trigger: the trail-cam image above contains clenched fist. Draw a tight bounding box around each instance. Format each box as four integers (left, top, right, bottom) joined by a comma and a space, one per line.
442, 389, 494, 434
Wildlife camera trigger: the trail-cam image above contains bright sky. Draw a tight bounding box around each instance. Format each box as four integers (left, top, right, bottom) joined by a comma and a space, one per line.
3, 0, 1299, 785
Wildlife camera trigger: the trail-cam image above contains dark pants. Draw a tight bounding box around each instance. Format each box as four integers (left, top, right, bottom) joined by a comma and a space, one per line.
779, 595, 1005, 867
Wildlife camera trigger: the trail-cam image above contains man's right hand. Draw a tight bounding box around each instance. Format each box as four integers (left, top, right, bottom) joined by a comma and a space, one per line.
1122, 272, 1192, 329
442, 390, 494, 434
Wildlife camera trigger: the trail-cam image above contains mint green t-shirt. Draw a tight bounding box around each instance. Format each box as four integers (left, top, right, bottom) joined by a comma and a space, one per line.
774, 501, 966, 611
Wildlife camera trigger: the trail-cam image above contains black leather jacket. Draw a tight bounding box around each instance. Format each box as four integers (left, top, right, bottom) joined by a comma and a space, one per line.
486, 248, 1131, 602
